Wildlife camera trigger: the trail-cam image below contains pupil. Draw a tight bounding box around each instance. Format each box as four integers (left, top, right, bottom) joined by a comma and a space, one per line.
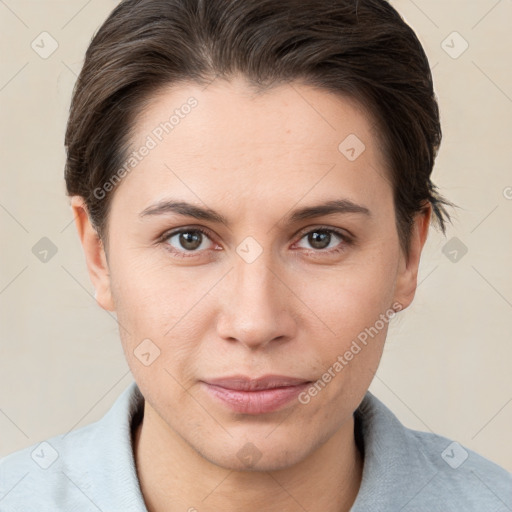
180, 231, 201, 250
310, 231, 330, 249
177, 231, 332, 251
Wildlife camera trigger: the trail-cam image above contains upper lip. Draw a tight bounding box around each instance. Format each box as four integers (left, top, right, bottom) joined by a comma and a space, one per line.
203, 375, 311, 391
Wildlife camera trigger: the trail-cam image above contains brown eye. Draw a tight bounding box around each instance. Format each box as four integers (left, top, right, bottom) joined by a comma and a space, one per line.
296, 228, 347, 252
178, 231, 202, 250
164, 228, 214, 254
307, 230, 332, 250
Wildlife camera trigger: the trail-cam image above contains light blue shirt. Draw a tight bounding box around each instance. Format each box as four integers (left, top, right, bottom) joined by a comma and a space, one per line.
1, 380, 511, 511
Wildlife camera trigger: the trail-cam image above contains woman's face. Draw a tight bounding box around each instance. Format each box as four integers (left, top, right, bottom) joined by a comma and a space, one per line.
74, 77, 428, 471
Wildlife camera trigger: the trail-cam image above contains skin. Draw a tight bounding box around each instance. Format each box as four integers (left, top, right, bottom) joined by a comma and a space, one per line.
71, 76, 431, 512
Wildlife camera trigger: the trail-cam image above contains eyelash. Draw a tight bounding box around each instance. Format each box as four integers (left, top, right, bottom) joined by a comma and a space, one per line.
157, 225, 354, 259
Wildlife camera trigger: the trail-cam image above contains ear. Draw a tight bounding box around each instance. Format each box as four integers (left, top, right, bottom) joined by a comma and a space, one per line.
393, 202, 432, 310
70, 196, 115, 312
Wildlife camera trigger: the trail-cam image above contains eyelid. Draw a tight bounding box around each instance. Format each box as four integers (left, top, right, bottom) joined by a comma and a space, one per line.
294, 224, 354, 242
158, 224, 354, 257
159, 224, 353, 242
158, 225, 215, 242
291, 225, 354, 257
157, 225, 218, 253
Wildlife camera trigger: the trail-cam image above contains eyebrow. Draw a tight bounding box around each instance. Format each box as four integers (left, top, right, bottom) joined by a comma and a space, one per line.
139, 198, 371, 226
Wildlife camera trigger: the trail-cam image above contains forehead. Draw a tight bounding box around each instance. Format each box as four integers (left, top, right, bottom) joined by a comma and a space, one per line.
110, 77, 391, 219
134, 77, 379, 153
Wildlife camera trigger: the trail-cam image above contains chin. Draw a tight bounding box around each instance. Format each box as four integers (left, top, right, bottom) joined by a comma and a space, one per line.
191, 430, 316, 473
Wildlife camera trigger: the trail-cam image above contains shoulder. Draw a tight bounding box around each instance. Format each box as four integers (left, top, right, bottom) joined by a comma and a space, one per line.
0, 420, 106, 511
351, 391, 512, 511
0, 381, 146, 512
407, 425, 512, 504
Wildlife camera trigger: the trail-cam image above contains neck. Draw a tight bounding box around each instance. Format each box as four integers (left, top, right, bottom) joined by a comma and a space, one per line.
133, 402, 363, 512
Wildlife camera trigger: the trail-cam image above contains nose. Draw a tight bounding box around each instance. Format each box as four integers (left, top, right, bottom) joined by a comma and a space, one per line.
215, 252, 297, 350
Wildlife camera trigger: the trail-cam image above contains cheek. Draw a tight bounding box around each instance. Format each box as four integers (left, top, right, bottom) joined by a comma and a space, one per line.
309, 254, 398, 341
109, 229, 399, 378
109, 245, 198, 329
108, 257, 207, 384
297, 246, 399, 391
297, 277, 393, 417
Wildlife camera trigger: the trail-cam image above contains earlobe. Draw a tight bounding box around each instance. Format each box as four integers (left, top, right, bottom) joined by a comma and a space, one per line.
393, 203, 432, 310
70, 196, 116, 312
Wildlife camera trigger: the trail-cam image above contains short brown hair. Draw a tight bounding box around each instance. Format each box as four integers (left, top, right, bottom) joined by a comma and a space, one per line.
64, 0, 452, 255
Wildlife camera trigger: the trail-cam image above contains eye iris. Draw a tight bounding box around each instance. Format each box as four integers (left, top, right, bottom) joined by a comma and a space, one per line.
309, 231, 331, 250
173, 230, 337, 252
180, 231, 202, 250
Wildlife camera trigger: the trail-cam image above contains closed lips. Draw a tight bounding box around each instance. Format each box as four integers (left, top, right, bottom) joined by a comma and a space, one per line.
203, 375, 312, 391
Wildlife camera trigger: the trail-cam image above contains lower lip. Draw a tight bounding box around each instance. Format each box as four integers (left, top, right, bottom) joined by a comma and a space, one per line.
201, 382, 311, 414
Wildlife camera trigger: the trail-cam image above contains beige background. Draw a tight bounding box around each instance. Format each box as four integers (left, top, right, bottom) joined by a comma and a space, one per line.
1, 0, 511, 472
